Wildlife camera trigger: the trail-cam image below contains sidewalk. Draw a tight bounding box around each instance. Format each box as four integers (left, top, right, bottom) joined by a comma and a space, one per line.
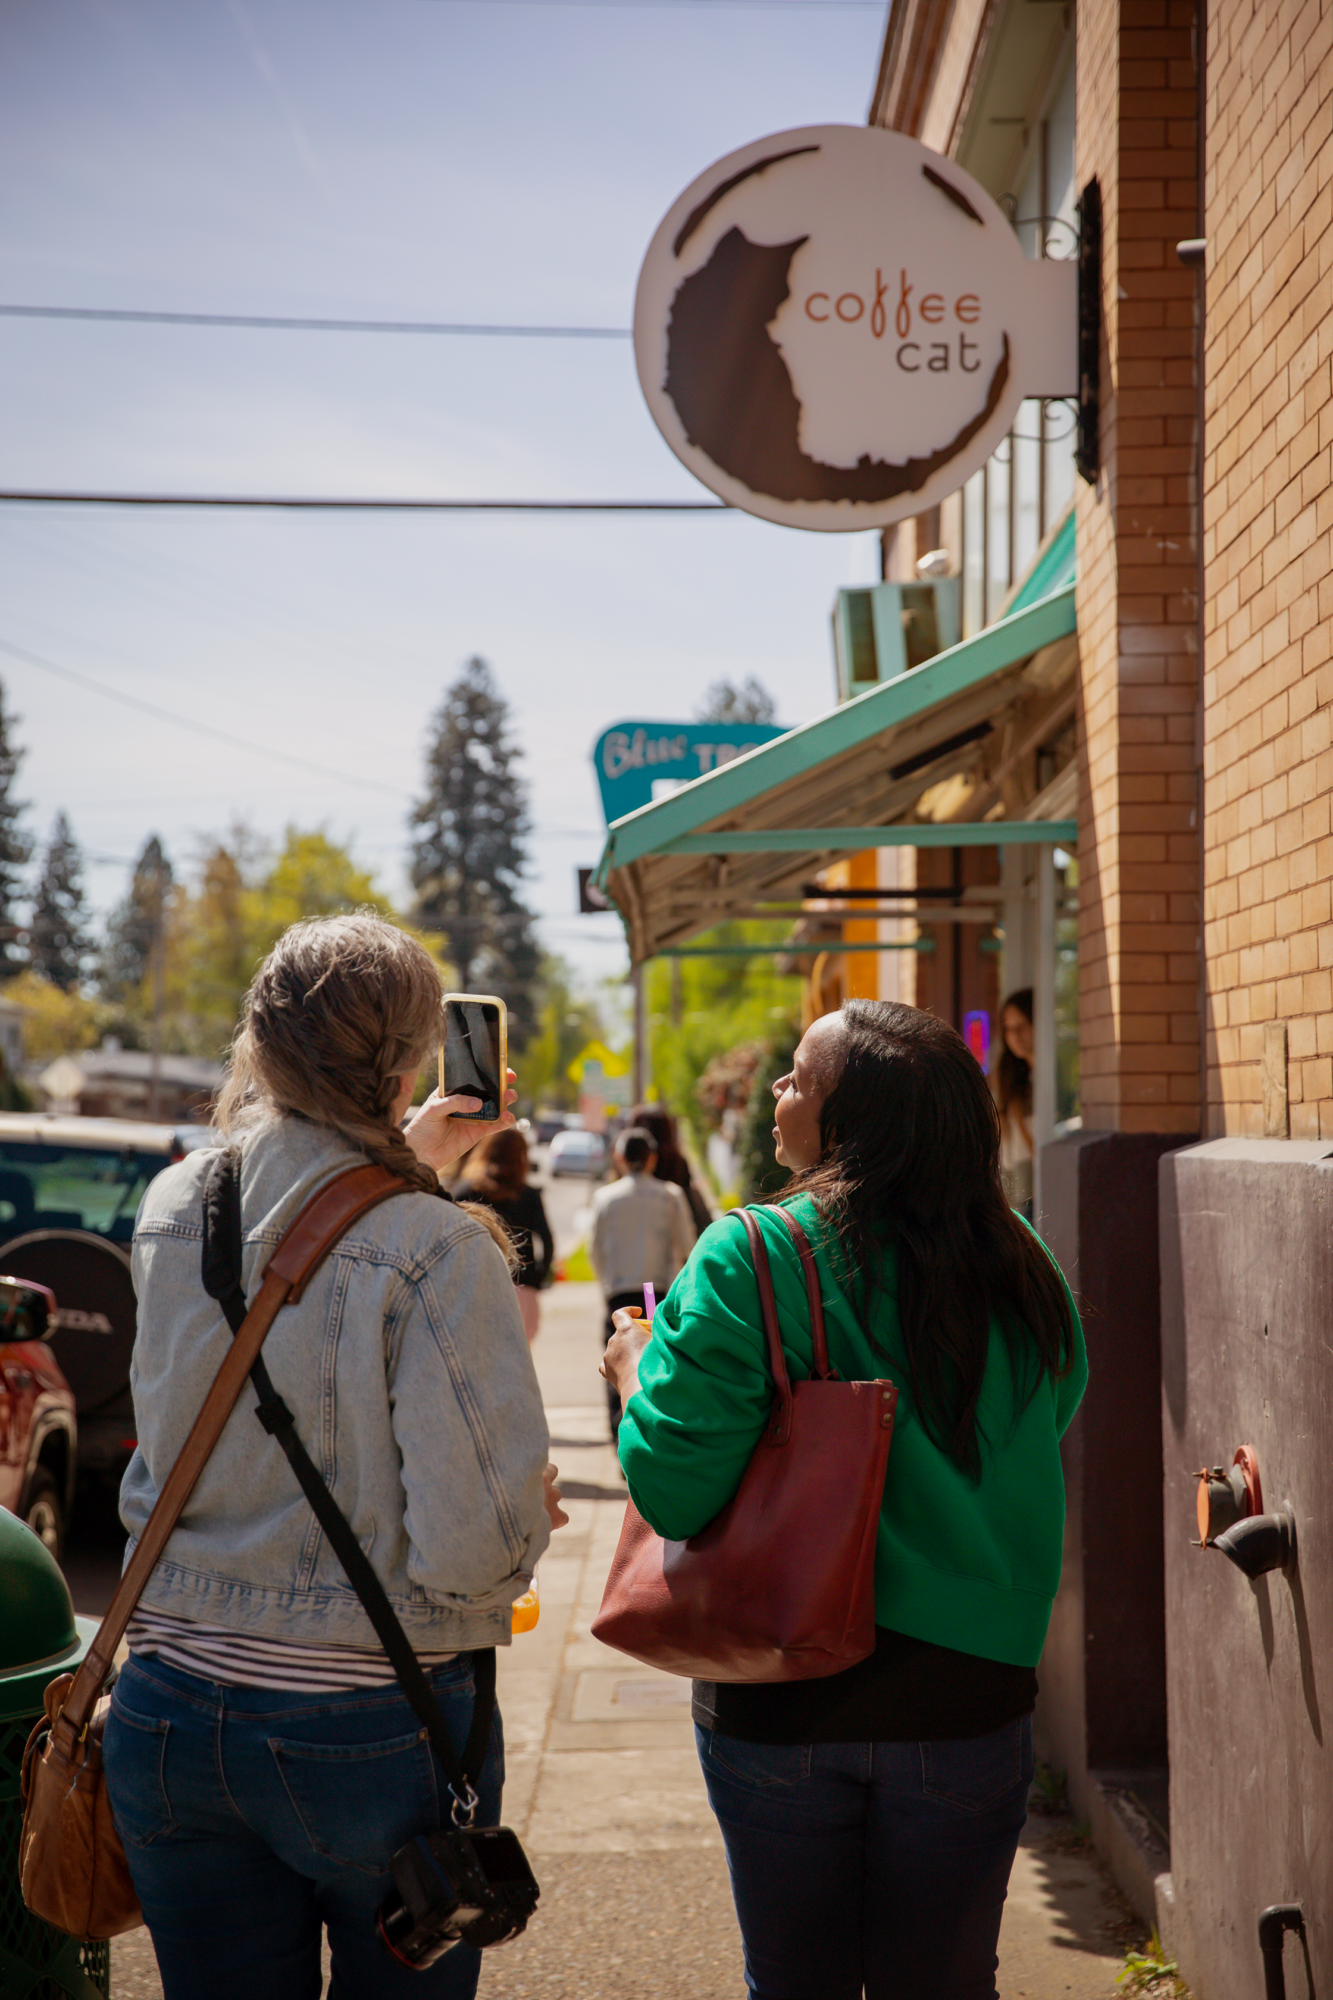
110, 1280, 1148, 1998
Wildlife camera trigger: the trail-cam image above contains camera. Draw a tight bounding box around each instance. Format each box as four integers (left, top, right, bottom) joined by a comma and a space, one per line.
378, 1826, 540, 1969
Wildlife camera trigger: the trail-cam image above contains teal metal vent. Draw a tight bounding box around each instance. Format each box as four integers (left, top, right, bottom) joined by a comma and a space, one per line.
831, 580, 961, 702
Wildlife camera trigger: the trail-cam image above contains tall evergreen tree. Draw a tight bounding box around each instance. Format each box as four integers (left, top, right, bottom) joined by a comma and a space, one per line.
100, 835, 173, 1004
410, 658, 541, 1050
29, 812, 91, 991
0, 682, 31, 978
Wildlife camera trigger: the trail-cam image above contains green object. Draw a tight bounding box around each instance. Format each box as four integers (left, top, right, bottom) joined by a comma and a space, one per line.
618, 1195, 1088, 1671
654, 939, 936, 958
658, 821, 1076, 856
596, 583, 1077, 884
0, 1511, 110, 1999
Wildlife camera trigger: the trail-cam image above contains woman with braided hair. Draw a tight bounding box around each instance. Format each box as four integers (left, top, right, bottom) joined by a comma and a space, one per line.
104, 914, 563, 2000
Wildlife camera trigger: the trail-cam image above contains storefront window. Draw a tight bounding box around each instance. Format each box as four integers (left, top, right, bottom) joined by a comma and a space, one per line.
959, 52, 1076, 637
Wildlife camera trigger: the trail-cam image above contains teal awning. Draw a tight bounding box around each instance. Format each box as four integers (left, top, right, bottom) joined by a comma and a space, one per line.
598, 559, 1078, 965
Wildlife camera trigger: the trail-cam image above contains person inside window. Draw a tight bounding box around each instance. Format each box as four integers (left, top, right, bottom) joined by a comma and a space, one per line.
995, 987, 1034, 1218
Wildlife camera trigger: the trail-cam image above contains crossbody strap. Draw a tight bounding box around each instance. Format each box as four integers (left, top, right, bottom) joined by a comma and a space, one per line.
204, 1150, 494, 1817
52, 1157, 414, 1743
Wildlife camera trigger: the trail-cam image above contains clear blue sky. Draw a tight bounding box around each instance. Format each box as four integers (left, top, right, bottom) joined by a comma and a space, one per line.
0, 0, 888, 986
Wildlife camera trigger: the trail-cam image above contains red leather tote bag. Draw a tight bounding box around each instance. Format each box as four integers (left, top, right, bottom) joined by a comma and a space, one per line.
593, 1206, 897, 1682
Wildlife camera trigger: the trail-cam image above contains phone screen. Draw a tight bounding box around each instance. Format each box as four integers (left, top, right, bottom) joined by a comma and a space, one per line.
441, 1000, 503, 1119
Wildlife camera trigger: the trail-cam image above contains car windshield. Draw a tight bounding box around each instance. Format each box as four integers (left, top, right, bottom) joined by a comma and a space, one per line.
0, 1140, 175, 1244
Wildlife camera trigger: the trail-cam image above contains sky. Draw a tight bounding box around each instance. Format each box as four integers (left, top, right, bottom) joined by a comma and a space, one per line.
0, 0, 889, 989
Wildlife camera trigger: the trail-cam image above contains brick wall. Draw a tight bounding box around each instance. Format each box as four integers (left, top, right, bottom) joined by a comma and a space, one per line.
1202, 0, 1333, 1138
1075, 0, 1202, 1134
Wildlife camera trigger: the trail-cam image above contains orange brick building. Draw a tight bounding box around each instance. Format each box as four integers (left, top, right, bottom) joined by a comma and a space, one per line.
871, 4, 1333, 1994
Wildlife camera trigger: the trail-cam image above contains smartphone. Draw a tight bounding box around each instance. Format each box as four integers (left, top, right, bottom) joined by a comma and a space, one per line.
439, 994, 508, 1122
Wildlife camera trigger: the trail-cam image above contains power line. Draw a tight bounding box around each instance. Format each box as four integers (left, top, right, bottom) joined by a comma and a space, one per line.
0, 492, 731, 512
0, 304, 631, 339
0, 637, 403, 798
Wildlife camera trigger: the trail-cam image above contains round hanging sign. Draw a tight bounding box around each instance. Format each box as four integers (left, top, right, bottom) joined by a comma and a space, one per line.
634, 124, 1076, 532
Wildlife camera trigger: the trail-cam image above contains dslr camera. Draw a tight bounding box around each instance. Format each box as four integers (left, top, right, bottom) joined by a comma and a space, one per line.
378, 1826, 540, 1968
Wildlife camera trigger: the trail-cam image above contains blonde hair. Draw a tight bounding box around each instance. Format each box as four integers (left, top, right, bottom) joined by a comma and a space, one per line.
216, 913, 445, 1195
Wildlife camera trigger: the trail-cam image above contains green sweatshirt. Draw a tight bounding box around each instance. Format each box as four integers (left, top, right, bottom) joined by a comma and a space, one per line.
618, 1194, 1087, 1670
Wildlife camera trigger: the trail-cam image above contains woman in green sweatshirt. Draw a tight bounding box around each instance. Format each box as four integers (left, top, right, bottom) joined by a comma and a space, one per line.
602, 999, 1086, 2000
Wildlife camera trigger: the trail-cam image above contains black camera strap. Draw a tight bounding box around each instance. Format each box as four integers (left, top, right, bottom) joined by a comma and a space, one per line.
201, 1148, 497, 1817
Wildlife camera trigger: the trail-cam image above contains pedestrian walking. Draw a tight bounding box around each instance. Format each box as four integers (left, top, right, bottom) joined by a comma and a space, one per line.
102, 915, 564, 2000
455, 1124, 554, 1342
995, 987, 1035, 1218
602, 999, 1087, 2000
589, 1125, 694, 1440
628, 1100, 714, 1236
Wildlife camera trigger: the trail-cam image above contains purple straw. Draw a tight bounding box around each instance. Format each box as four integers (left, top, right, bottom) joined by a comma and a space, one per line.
642, 1283, 657, 1319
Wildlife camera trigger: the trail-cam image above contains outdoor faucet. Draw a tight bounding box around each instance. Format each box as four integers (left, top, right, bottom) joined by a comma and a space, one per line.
1193, 1445, 1297, 1579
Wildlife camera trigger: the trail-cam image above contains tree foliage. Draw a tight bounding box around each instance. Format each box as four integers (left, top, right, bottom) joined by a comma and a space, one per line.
646, 926, 801, 1174
695, 676, 779, 724
4, 969, 103, 1060
29, 812, 90, 991
520, 955, 607, 1110
0, 684, 31, 980
409, 658, 540, 1050
100, 835, 173, 1005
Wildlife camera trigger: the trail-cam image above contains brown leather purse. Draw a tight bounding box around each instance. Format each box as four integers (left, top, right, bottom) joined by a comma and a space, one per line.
18, 1161, 412, 1943
592, 1205, 898, 1682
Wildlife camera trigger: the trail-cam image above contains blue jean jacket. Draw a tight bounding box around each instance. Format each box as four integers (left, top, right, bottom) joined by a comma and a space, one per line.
119, 1114, 550, 1653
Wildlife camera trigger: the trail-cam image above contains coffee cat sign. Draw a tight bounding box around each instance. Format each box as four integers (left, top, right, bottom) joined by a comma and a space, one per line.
634, 125, 1077, 532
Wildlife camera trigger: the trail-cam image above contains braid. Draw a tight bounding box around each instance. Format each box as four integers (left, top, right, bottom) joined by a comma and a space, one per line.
217, 913, 445, 1196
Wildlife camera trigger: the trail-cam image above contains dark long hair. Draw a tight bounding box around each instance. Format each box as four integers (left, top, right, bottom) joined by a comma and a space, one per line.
781, 999, 1073, 1480
628, 1103, 695, 1193
996, 987, 1033, 1124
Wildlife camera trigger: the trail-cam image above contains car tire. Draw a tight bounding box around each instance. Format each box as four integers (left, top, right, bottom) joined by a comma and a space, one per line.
22, 1467, 64, 1562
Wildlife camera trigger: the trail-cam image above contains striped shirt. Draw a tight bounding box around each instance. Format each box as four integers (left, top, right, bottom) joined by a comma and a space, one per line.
125, 1607, 457, 1694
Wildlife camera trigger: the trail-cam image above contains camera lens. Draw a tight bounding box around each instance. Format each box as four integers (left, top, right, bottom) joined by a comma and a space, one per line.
377, 1897, 460, 1970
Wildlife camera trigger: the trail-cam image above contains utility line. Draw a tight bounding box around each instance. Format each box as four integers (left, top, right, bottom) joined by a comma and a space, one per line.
0, 304, 631, 339
0, 637, 403, 798
0, 492, 730, 512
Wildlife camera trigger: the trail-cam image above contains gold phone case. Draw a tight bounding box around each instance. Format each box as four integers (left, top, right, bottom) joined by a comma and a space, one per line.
440, 993, 508, 1121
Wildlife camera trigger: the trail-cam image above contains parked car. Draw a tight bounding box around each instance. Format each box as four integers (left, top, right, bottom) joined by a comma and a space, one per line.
0, 1274, 77, 1559
532, 1109, 572, 1146
547, 1129, 608, 1178
0, 1114, 214, 1486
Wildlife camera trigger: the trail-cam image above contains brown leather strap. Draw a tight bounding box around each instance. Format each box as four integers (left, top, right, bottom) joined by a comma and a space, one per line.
768, 1206, 836, 1381
736, 1208, 794, 1447
54, 1160, 413, 1738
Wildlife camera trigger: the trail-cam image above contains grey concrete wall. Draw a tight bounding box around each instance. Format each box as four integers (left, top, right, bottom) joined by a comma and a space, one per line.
1161, 1140, 1333, 2000
1036, 1130, 1187, 1817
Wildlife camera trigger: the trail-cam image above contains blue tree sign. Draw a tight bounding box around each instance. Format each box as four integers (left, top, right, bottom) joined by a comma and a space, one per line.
593, 720, 786, 824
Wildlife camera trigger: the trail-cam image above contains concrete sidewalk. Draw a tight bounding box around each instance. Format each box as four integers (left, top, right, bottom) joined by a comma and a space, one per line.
110, 1280, 1149, 1998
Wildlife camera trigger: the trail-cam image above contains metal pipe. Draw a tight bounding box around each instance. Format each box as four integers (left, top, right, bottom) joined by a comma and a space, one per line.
1258, 1904, 1304, 2000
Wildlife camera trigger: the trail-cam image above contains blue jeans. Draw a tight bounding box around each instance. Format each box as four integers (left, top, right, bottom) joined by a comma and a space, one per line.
696, 1716, 1032, 2000
103, 1651, 505, 2000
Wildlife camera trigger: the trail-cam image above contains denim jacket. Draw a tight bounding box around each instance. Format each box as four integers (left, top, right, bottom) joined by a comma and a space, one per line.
120, 1115, 551, 1653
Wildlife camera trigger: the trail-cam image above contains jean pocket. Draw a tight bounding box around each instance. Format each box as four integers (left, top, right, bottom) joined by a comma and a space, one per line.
103, 1701, 175, 1848
705, 1733, 813, 1790
270, 1726, 439, 1874
920, 1716, 1033, 1814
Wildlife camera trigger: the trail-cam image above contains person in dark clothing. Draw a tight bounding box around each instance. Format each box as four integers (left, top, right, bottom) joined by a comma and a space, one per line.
628, 1101, 713, 1237
455, 1126, 554, 1343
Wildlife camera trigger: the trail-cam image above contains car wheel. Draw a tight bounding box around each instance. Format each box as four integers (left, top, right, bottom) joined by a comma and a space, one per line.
22, 1468, 64, 1562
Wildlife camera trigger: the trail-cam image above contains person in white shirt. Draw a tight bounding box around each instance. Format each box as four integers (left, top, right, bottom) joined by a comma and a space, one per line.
589, 1126, 694, 1439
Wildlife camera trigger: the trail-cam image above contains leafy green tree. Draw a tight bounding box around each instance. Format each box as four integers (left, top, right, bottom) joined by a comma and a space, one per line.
520, 954, 606, 1110
737, 1027, 801, 1203
100, 835, 173, 1006
29, 812, 90, 991
409, 658, 541, 1050
695, 676, 779, 724
647, 925, 801, 1174
0, 684, 31, 978
245, 826, 390, 960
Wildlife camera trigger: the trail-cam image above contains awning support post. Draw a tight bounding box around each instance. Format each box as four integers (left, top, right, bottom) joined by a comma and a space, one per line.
1032, 842, 1057, 1223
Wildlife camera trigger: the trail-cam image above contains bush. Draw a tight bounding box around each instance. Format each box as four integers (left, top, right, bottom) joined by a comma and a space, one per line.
737, 1022, 801, 1205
